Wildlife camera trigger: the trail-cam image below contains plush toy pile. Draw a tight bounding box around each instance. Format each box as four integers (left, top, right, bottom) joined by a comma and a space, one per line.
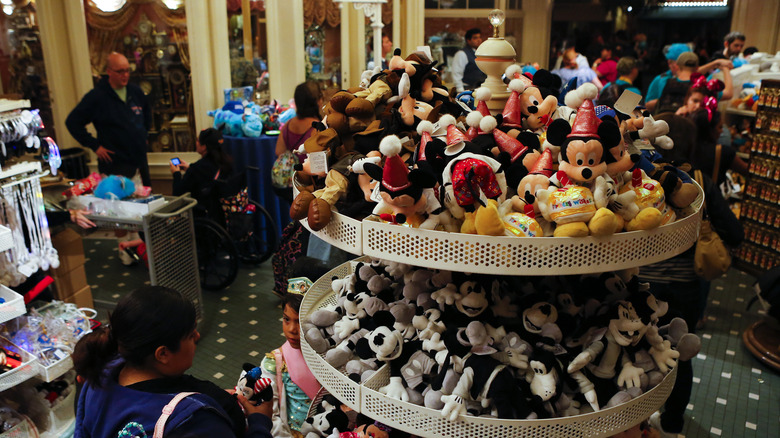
208, 100, 295, 138
302, 259, 700, 422
299, 392, 412, 438
288, 49, 699, 238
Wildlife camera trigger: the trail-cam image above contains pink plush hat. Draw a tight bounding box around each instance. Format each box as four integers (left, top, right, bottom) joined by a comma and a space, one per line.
529, 148, 554, 177
501, 79, 527, 128
481, 115, 527, 163
473, 87, 492, 117
441, 114, 469, 146
380, 136, 411, 192
568, 99, 601, 139
416, 120, 434, 161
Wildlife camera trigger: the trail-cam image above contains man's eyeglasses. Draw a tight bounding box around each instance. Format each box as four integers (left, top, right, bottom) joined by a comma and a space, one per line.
110, 68, 131, 75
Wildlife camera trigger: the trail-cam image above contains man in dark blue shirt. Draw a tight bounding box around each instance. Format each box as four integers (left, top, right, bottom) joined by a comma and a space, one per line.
66, 52, 152, 186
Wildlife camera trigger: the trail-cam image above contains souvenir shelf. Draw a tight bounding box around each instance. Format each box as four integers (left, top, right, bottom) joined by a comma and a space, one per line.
736, 79, 780, 275
299, 181, 702, 437
300, 193, 703, 276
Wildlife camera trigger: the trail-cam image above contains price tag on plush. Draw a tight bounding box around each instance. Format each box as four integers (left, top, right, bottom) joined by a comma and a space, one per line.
614, 89, 642, 116
308, 151, 329, 175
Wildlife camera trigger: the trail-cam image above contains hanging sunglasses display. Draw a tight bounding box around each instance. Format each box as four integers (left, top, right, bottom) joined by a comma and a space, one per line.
0, 162, 59, 287
0, 109, 46, 169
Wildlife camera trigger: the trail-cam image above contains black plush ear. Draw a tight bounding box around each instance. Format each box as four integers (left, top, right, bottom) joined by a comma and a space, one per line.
312, 121, 327, 131
394, 48, 401, 57
373, 310, 396, 328
409, 169, 437, 188
516, 131, 541, 151
326, 410, 350, 434
243, 363, 256, 372
363, 162, 384, 182
533, 69, 554, 89
598, 122, 622, 149
355, 338, 374, 359
546, 118, 572, 146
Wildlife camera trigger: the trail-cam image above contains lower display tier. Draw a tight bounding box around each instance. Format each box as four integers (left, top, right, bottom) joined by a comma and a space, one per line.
300, 258, 678, 438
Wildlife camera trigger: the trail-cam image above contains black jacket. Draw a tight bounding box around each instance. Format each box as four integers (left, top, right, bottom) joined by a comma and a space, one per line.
66, 76, 151, 185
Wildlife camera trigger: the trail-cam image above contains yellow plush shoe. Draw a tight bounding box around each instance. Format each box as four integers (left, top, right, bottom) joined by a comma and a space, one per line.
553, 222, 590, 237
625, 207, 663, 231
475, 200, 505, 236
589, 207, 618, 236
461, 211, 478, 234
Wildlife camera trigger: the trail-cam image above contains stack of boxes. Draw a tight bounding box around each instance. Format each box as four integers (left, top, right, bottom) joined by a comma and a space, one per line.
49, 228, 93, 308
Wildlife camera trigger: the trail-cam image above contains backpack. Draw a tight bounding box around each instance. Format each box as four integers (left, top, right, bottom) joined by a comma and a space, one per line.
655, 77, 690, 115
597, 81, 630, 108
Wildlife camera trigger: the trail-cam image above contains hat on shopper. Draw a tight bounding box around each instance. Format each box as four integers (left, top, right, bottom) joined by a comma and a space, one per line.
676, 52, 699, 68
287, 277, 313, 295
665, 43, 692, 61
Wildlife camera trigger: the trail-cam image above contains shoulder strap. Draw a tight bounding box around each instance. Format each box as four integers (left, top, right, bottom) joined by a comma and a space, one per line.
693, 169, 709, 218
153, 392, 198, 438
712, 144, 722, 182
273, 348, 284, 397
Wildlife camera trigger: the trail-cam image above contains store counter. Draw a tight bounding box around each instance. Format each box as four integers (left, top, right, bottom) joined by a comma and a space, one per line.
222, 134, 290, 239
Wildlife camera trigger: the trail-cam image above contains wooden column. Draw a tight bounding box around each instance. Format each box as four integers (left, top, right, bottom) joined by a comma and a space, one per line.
731, 0, 780, 55
266, 0, 305, 104
521, 0, 554, 67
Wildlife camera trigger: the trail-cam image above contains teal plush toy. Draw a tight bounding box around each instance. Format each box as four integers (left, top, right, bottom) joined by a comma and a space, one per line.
93, 175, 136, 200
242, 112, 263, 137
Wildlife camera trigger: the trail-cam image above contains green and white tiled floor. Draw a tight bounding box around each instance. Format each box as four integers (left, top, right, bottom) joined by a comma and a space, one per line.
83, 237, 780, 438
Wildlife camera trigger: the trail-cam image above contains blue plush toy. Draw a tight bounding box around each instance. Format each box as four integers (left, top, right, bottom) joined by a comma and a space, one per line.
207, 108, 244, 137
93, 175, 136, 200
242, 112, 263, 137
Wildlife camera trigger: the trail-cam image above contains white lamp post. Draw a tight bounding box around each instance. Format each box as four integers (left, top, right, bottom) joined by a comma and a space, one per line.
475, 9, 516, 114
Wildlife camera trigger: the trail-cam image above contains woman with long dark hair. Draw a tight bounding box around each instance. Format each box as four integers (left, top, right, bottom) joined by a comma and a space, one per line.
73, 286, 272, 437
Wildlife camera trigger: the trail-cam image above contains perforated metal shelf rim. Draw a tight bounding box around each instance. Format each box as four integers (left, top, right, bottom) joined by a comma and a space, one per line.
359, 364, 677, 438
0, 285, 26, 325
300, 258, 372, 410
300, 183, 703, 275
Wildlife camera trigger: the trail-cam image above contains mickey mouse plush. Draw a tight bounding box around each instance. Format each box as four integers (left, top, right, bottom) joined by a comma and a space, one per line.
362, 135, 440, 228
536, 99, 622, 237
503, 67, 562, 135
235, 362, 273, 408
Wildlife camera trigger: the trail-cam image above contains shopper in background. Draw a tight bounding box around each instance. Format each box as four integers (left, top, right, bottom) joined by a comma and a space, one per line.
274, 81, 323, 204
171, 127, 236, 222
262, 257, 329, 437
597, 56, 642, 107
66, 52, 152, 266
367, 34, 393, 70
592, 44, 618, 84
552, 48, 603, 91
451, 28, 487, 92
674, 76, 745, 185
72, 286, 273, 437
66, 52, 152, 187
640, 113, 743, 438
645, 43, 691, 113
709, 31, 746, 62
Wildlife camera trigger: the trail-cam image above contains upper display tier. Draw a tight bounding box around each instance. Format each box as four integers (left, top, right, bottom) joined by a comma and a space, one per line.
300, 183, 703, 275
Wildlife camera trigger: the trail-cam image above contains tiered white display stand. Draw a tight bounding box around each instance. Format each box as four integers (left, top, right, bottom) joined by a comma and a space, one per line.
300, 186, 703, 438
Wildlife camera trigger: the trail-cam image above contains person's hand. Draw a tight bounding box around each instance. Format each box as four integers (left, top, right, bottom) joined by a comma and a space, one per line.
178, 161, 189, 171
169, 162, 180, 173
237, 394, 272, 418
69, 209, 95, 229
718, 59, 734, 70
95, 146, 114, 163
676, 105, 690, 116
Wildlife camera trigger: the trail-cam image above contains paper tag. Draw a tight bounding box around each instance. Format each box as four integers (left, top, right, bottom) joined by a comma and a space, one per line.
417, 46, 433, 60
370, 182, 383, 203
244, 107, 252, 116
309, 151, 329, 174
53, 349, 68, 360
614, 89, 642, 116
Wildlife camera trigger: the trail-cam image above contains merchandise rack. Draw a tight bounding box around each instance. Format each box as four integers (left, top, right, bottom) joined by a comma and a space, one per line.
84, 195, 203, 320
299, 177, 703, 437
736, 78, 780, 274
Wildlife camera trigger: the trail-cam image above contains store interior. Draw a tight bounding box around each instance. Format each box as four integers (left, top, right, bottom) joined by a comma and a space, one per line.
0, 0, 779, 437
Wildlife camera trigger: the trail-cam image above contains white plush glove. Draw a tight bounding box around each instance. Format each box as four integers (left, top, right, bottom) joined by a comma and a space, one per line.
349, 156, 381, 174
617, 362, 645, 388
380, 376, 409, 402
649, 339, 680, 374
654, 135, 674, 150
440, 394, 467, 422
431, 283, 459, 306
422, 331, 445, 353
334, 317, 360, 340
638, 116, 669, 138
